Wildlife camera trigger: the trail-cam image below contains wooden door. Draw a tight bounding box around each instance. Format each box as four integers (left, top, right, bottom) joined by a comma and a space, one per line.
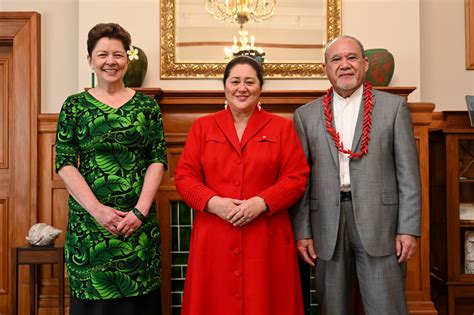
0, 12, 40, 314
0, 43, 13, 314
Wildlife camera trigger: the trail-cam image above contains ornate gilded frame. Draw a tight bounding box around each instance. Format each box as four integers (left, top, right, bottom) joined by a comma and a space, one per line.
160, 0, 342, 79
466, 0, 474, 69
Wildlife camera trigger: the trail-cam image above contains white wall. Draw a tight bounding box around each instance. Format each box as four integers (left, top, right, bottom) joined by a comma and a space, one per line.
77, 0, 160, 94
420, 0, 474, 111
343, 0, 421, 101
0, 0, 78, 113
4, 0, 469, 113
78, 0, 420, 102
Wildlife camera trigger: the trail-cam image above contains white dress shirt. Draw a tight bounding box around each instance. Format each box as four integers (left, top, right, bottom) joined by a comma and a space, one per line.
333, 85, 364, 190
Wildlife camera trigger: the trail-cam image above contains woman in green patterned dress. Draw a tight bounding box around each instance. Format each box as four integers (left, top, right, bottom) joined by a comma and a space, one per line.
55, 23, 167, 315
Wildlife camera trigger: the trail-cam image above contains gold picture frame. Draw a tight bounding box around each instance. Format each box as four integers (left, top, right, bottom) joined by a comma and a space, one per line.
466, 0, 474, 70
160, 0, 342, 79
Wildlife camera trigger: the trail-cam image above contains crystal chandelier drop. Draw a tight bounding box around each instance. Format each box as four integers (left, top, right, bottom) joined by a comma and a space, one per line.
205, 0, 276, 25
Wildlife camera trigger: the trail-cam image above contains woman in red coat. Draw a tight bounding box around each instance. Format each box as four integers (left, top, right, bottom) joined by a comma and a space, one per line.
174, 56, 309, 315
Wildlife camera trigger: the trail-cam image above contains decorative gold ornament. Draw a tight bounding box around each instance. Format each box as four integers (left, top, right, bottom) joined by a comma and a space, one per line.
205, 0, 276, 25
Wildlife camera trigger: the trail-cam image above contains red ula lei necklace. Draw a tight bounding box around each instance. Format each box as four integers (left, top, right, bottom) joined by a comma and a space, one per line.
322, 81, 374, 159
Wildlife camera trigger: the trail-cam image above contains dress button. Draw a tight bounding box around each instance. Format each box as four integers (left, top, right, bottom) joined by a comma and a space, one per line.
234, 271, 241, 277
234, 226, 240, 231
233, 248, 240, 255
234, 180, 240, 186
235, 158, 242, 165
235, 293, 241, 300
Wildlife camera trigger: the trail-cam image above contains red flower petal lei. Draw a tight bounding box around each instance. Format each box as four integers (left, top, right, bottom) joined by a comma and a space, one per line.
322, 81, 374, 159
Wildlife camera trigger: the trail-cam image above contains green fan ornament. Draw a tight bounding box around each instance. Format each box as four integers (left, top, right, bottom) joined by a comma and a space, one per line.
124, 46, 148, 87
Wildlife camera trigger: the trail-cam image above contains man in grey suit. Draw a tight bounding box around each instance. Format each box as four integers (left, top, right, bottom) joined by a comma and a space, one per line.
292, 35, 421, 315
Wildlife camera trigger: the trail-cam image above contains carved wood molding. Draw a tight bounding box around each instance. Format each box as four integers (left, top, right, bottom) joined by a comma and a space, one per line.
154, 86, 417, 102
408, 102, 436, 125
0, 58, 8, 169
432, 110, 474, 131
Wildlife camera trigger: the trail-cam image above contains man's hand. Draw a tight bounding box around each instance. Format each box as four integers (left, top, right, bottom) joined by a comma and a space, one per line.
296, 238, 317, 267
395, 234, 417, 263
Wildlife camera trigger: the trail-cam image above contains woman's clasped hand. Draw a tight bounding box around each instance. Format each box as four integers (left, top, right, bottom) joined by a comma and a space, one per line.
206, 196, 267, 226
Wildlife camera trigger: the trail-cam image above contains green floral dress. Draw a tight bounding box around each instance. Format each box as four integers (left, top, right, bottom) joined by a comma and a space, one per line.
55, 91, 167, 300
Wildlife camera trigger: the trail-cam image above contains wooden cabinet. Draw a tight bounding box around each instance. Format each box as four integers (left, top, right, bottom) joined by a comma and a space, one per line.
430, 112, 474, 315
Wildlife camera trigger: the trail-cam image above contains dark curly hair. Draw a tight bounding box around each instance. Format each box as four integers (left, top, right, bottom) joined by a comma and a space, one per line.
87, 23, 131, 56
223, 56, 264, 88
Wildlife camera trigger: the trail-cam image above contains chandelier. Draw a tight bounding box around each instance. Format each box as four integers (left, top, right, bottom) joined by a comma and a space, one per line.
205, 0, 276, 25
224, 29, 265, 63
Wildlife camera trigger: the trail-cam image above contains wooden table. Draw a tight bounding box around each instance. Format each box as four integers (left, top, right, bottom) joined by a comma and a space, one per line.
12, 245, 64, 315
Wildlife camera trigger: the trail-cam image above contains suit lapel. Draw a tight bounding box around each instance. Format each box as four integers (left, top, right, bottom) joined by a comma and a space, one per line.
352, 88, 376, 151
322, 99, 339, 168
240, 108, 272, 150
213, 109, 241, 154
213, 108, 272, 154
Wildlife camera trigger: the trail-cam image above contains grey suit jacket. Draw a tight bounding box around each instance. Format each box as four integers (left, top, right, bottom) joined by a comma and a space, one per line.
292, 89, 421, 260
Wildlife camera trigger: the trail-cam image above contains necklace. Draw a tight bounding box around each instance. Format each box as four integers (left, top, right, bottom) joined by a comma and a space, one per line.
322, 81, 374, 159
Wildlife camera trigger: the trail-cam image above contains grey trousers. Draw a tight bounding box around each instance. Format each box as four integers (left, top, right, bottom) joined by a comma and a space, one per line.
315, 199, 408, 315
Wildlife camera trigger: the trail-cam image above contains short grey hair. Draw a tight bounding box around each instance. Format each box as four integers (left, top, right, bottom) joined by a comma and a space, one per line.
324, 35, 365, 63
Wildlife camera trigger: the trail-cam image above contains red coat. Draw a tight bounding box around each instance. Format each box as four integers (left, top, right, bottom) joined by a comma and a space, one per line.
174, 108, 309, 315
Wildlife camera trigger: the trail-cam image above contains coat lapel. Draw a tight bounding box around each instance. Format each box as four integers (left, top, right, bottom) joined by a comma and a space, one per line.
352, 88, 376, 152
240, 108, 272, 150
213, 108, 272, 154
213, 109, 241, 154
322, 99, 339, 168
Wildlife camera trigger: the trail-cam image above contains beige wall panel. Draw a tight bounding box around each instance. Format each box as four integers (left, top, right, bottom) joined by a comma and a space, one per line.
420, 0, 474, 110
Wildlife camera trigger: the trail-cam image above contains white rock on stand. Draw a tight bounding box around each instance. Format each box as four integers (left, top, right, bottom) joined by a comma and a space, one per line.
26, 223, 62, 246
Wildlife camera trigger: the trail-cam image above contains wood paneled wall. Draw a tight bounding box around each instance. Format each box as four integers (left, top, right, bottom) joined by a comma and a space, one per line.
32, 88, 437, 314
